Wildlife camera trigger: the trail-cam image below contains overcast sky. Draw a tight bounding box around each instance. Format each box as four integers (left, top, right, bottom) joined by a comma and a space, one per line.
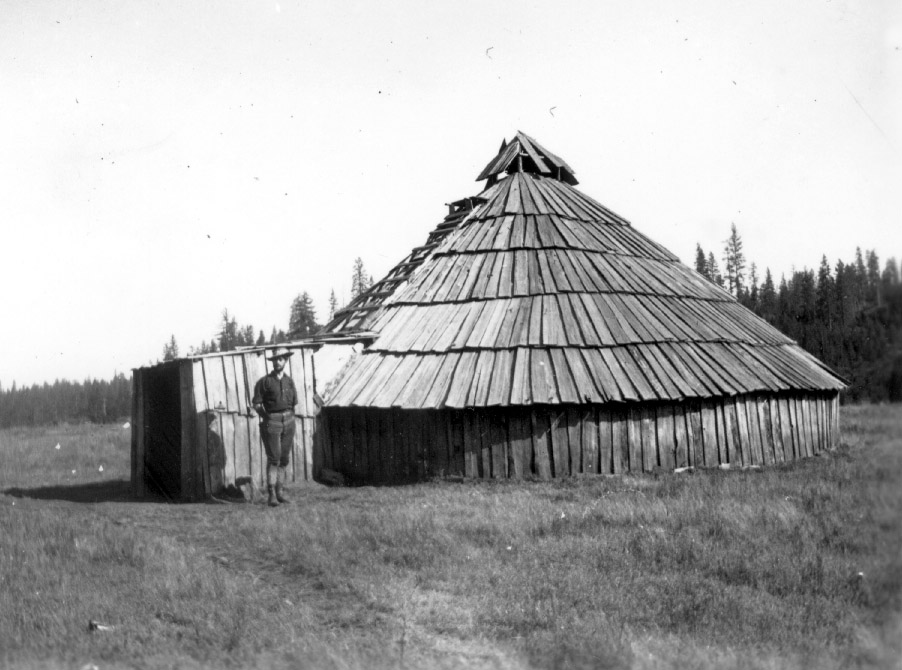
1, 0, 899, 387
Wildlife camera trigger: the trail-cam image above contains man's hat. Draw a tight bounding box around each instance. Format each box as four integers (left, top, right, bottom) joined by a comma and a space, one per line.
266, 347, 294, 361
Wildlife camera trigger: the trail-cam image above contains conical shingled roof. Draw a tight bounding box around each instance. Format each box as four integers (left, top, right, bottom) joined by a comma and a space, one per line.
323, 134, 845, 409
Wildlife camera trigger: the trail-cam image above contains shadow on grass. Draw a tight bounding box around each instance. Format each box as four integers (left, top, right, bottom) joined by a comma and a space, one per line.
3, 479, 168, 504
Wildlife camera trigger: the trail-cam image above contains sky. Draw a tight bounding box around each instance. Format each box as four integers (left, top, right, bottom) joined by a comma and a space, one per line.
1, 0, 900, 388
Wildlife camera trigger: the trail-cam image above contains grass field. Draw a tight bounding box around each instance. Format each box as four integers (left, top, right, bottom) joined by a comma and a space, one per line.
1, 405, 900, 670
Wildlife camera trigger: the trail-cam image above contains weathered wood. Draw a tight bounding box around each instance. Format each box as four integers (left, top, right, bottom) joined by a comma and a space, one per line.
673, 407, 689, 469
489, 412, 508, 478
221, 414, 236, 489
448, 411, 465, 477
203, 357, 229, 412
627, 406, 642, 472
640, 406, 657, 471
477, 411, 492, 477
582, 408, 599, 474
531, 410, 553, 479
768, 397, 784, 463
132, 369, 145, 498
508, 411, 531, 478
350, 408, 368, 481
550, 409, 569, 477
797, 397, 812, 458
722, 399, 740, 466
743, 396, 763, 466
222, 356, 241, 413
734, 396, 753, 466
178, 361, 196, 500
463, 410, 480, 478
686, 401, 703, 468
777, 396, 793, 461
566, 408, 583, 474
612, 406, 627, 474
758, 398, 775, 465
191, 360, 211, 496
700, 401, 718, 467
656, 404, 676, 471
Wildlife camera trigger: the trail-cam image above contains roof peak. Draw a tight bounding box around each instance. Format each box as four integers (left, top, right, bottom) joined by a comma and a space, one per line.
476, 132, 578, 186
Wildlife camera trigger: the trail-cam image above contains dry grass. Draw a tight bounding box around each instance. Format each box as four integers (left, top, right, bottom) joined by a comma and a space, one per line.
1, 406, 900, 669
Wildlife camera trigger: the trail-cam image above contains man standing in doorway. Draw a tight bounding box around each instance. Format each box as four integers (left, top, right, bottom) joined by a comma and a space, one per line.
252, 347, 298, 507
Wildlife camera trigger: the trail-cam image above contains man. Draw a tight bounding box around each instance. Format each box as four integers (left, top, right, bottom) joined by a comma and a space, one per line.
251, 347, 298, 507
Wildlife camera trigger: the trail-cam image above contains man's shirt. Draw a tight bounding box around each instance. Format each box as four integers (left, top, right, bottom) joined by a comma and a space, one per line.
252, 372, 298, 413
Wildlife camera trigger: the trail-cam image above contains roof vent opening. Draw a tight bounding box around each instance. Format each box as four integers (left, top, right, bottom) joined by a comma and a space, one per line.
477, 131, 578, 187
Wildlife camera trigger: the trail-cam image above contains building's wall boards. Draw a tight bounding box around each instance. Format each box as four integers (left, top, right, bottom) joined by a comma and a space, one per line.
191, 348, 318, 494
320, 391, 839, 484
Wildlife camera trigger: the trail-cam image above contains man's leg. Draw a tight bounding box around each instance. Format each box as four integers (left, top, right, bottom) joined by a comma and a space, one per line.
262, 419, 284, 507
275, 418, 295, 503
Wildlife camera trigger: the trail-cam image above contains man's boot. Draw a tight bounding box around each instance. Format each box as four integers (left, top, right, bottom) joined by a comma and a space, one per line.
275, 467, 290, 504
267, 465, 280, 507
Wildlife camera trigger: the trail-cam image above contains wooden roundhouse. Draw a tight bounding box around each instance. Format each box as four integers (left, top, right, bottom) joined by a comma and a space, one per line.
318, 132, 845, 483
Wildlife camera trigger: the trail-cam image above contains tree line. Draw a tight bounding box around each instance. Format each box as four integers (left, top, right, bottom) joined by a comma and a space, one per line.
0, 259, 374, 428
696, 224, 902, 402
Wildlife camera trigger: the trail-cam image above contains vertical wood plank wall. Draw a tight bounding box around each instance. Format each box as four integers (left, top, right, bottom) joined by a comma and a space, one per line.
133, 346, 319, 500
321, 392, 840, 484
192, 349, 318, 495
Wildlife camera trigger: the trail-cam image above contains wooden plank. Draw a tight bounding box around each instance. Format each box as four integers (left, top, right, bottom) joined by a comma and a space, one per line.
202, 357, 229, 412
672, 407, 688, 469
477, 411, 492, 478
656, 404, 676, 471
508, 411, 531, 478
725, 398, 743, 467
463, 410, 480, 478
832, 395, 840, 449
797, 397, 812, 458
489, 413, 508, 478
349, 408, 367, 481
595, 407, 611, 474
228, 410, 250, 484
549, 409, 569, 477
731, 397, 750, 466
242, 354, 266, 487
640, 406, 657, 471
362, 410, 381, 484
787, 396, 801, 459
767, 397, 783, 463
221, 414, 236, 489
700, 401, 718, 467
130, 371, 138, 496
448, 411, 465, 477
777, 396, 793, 461
611, 406, 627, 474
428, 410, 449, 477
531, 410, 553, 480
221, 355, 241, 413
191, 360, 211, 496
582, 408, 599, 474
133, 369, 145, 498
567, 407, 583, 475
382, 411, 395, 483
627, 406, 642, 472
759, 398, 776, 465
743, 396, 764, 466
686, 401, 702, 468
178, 362, 197, 501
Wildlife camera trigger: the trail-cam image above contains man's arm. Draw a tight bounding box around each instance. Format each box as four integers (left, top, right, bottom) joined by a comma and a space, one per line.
251, 378, 266, 417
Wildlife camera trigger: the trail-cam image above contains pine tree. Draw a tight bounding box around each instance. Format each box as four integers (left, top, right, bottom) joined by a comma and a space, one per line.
747, 263, 759, 309
695, 244, 708, 277
328, 289, 339, 321
351, 258, 369, 300
705, 252, 724, 287
288, 292, 319, 339
722, 223, 746, 297
218, 309, 241, 352
256, 330, 266, 346
162, 334, 179, 361
759, 268, 776, 322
